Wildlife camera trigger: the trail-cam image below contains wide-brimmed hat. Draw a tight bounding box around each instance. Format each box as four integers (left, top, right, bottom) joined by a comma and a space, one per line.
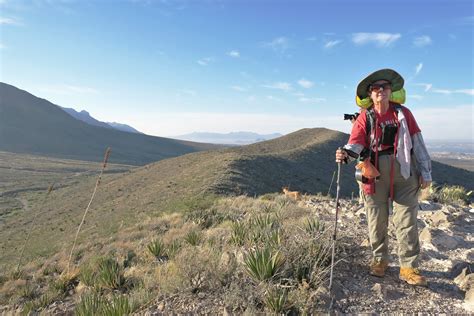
356, 68, 404, 99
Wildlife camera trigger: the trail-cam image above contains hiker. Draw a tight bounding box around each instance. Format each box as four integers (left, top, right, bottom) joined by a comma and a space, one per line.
335, 69, 432, 286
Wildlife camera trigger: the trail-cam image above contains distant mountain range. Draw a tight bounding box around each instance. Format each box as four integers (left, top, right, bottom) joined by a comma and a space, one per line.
0, 82, 223, 165
61, 107, 142, 134
172, 131, 283, 145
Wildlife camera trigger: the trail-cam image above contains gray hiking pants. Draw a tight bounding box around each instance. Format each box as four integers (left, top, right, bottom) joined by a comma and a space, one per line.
362, 154, 421, 268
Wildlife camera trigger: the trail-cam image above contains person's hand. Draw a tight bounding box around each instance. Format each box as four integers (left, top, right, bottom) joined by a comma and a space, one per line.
419, 176, 431, 189
335, 148, 348, 163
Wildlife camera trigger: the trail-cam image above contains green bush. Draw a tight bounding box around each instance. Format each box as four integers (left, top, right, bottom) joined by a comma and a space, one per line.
97, 258, 125, 290
229, 221, 248, 246
264, 287, 292, 313
244, 247, 285, 282
184, 231, 202, 246
147, 239, 167, 260
435, 185, 472, 205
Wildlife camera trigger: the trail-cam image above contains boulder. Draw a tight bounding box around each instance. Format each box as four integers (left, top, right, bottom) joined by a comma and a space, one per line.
419, 227, 459, 251
465, 288, 474, 312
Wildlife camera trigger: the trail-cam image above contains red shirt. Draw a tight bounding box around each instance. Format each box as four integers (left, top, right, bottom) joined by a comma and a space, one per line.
348, 103, 421, 151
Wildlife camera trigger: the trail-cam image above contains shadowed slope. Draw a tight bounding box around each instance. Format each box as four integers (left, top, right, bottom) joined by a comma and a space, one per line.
0, 82, 223, 165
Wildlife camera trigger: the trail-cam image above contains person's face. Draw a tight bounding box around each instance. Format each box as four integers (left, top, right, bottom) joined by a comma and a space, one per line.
369, 80, 391, 103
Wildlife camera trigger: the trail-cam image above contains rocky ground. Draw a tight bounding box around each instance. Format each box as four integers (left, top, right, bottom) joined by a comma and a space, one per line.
141, 198, 474, 314
309, 198, 473, 314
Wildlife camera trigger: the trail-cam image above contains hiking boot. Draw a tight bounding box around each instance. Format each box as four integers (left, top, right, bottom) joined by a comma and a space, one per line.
399, 267, 427, 286
369, 259, 389, 277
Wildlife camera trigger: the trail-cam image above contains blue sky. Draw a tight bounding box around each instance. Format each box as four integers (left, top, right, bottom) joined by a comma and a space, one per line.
1, 0, 473, 140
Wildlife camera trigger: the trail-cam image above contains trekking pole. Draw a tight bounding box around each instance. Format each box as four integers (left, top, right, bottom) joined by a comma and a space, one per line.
329, 151, 342, 291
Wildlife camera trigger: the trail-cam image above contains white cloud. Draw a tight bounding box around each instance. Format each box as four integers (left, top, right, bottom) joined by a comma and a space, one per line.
37, 84, 98, 95
297, 79, 314, 89
227, 50, 240, 58
416, 83, 432, 92
432, 89, 474, 96
415, 63, 423, 75
408, 95, 423, 100
324, 40, 342, 49
352, 33, 401, 47
298, 97, 326, 103
263, 37, 289, 53
413, 35, 432, 47
197, 57, 214, 66
455, 89, 474, 96
0, 17, 21, 25
266, 95, 282, 102
231, 85, 246, 92
262, 82, 292, 91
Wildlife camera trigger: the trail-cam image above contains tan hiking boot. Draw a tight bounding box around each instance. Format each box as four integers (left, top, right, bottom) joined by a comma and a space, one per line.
369, 259, 389, 277
399, 267, 427, 286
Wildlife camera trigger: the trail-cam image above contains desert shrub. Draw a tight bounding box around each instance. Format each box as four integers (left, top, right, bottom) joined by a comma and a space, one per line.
147, 239, 167, 260
435, 185, 472, 205
184, 230, 202, 246
284, 235, 331, 287
166, 240, 181, 259
123, 250, 137, 268
304, 217, 325, 236
244, 246, 285, 282
229, 221, 248, 246
19, 283, 37, 300
79, 264, 96, 287
263, 286, 293, 313
185, 207, 235, 229
75, 293, 104, 316
101, 294, 135, 315
97, 258, 125, 290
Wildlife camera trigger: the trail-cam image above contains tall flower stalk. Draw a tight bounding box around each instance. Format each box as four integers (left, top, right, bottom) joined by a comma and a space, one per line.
67, 147, 111, 272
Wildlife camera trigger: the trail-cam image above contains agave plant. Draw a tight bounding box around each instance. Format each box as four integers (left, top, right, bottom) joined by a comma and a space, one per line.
305, 217, 325, 236
184, 230, 202, 246
244, 246, 285, 282
264, 287, 292, 313
147, 239, 167, 260
97, 258, 125, 289
229, 221, 248, 246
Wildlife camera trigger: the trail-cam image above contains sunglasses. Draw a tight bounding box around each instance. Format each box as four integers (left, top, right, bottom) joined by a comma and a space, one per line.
369, 83, 391, 92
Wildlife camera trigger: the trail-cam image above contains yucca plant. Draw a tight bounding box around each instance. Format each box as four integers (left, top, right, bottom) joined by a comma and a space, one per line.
75, 293, 103, 316
166, 240, 181, 259
244, 247, 285, 282
101, 295, 134, 316
79, 265, 96, 287
229, 221, 248, 246
305, 217, 325, 236
147, 239, 167, 260
250, 214, 277, 230
97, 258, 125, 289
184, 230, 202, 246
264, 287, 292, 313
436, 185, 472, 205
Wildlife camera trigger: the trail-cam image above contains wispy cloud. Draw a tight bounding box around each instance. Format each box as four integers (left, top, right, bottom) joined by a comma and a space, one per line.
231, 85, 246, 92
415, 63, 423, 75
263, 37, 289, 53
324, 40, 342, 49
179, 89, 197, 97
352, 33, 401, 47
0, 17, 22, 25
266, 95, 282, 102
432, 89, 474, 96
415, 83, 432, 92
37, 84, 99, 95
413, 35, 432, 47
297, 79, 314, 89
262, 82, 292, 91
408, 95, 423, 100
227, 50, 240, 58
197, 57, 214, 66
298, 97, 326, 103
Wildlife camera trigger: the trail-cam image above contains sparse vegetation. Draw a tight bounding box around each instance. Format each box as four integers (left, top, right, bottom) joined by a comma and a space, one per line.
244, 247, 285, 282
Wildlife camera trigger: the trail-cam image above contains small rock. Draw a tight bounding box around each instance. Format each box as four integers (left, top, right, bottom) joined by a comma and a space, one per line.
419, 227, 459, 251
197, 292, 205, 299
371, 283, 387, 299
465, 288, 474, 312
454, 268, 474, 291
157, 302, 165, 311
429, 210, 453, 227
